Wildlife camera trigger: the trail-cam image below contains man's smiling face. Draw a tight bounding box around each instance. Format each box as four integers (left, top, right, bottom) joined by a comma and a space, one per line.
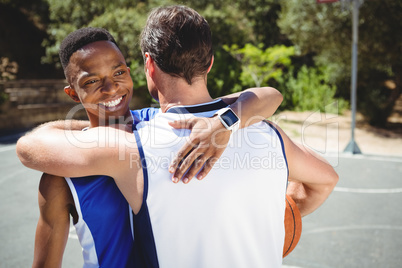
67, 40, 134, 126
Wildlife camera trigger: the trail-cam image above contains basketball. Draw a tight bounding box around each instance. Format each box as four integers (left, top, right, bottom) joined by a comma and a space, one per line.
283, 194, 302, 257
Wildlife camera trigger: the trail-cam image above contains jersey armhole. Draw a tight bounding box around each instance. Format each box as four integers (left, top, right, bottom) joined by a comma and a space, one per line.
131, 129, 149, 216
263, 120, 289, 188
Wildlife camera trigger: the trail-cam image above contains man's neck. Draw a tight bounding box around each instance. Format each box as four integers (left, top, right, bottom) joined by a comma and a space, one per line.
157, 76, 214, 113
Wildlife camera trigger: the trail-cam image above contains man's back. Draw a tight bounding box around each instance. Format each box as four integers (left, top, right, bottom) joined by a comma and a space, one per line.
133, 100, 288, 268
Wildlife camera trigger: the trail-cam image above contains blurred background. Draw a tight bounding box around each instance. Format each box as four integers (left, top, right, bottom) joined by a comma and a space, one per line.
0, 0, 401, 137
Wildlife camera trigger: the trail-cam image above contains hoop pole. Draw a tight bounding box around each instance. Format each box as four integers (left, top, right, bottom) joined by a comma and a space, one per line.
344, 0, 362, 154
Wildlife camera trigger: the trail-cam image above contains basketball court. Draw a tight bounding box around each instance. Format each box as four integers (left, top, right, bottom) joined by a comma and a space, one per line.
1, 140, 402, 267
283, 154, 402, 268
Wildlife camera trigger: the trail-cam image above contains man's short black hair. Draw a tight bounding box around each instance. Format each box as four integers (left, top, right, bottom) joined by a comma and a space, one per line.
59, 27, 118, 70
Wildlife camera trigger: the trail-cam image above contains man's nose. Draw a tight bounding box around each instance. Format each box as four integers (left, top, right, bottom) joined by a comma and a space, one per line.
101, 78, 119, 94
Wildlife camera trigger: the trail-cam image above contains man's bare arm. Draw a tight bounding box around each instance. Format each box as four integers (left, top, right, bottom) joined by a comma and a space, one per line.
27, 120, 90, 132
273, 123, 339, 217
33, 174, 74, 268
17, 120, 91, 173
17, 123, 136, 178
168, 87, 283, 183
220, 87, 283, 127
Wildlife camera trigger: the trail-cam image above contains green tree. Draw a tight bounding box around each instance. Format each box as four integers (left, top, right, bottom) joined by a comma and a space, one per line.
42, 0, 289, 99
224, 42, 346, 112
237, 0, 287, 46
224, 43, 294, 87
278, 0, 402, 126
0, 0, 57, 78
42, 0, 152, 67
42, 0, 251, 99
283, 65, 347, 113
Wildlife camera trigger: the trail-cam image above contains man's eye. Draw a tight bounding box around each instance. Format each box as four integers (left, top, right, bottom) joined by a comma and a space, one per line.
84, 79, 97, 85
115, 70, 125, 76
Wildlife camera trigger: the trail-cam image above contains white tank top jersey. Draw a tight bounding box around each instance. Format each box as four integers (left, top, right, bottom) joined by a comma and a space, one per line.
132, 99, 288, 268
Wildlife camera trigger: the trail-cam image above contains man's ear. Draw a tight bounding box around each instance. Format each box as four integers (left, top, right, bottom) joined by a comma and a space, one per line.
145, 52, 155, 77
207, 55, 214, 74
64, 85, 80, 103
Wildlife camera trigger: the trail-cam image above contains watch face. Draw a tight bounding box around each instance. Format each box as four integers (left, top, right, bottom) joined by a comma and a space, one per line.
221, 109, 239, 126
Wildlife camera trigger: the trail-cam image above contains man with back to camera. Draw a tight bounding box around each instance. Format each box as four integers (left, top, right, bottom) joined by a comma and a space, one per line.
17, 5, 338, 268
30, 26, 283, 267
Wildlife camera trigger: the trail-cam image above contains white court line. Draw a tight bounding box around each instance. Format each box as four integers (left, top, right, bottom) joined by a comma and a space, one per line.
304, 225, 402, 235
0, 144, 16, 153
334, 186, 402, 194
327, 152, 402, 163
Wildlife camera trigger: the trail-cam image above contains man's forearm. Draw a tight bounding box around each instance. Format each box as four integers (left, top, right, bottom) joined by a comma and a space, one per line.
17, 122, 136, 179
286, 180, 332, 217
287, 145, 339, 217
221, 87, 283, 128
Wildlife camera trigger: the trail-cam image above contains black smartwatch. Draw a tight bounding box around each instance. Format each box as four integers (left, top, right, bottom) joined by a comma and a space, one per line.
214, 107, 240, 132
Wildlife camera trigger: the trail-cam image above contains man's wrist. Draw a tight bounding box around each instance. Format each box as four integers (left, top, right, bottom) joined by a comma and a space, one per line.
214, 107, 240, 132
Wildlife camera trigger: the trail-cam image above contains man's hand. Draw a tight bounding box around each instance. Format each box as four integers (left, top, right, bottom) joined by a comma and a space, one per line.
168, 116, 231, 184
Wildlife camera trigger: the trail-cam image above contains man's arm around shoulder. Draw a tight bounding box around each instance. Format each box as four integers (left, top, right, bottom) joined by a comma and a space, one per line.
16, 121, 138, 179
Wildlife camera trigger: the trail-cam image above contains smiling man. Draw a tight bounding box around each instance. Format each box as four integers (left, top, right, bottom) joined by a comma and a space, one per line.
26, 27, 284, 268
62, 40, 133, 127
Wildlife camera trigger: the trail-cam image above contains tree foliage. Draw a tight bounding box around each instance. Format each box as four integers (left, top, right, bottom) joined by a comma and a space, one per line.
2, 0, 401, 125
41, 0, 257, 100
283, 65, 347, 113
279, 0, 402, 125
224, 44, 294, 87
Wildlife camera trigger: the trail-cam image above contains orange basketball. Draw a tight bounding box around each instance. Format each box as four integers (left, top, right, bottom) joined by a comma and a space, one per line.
283, 194, 302, 257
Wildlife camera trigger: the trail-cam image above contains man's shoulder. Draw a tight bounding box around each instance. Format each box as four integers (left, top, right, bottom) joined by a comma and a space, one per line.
136, 112, 192, 132
40, 173, 68, 186
131, 107, 160, 123
39, 173, 74, 206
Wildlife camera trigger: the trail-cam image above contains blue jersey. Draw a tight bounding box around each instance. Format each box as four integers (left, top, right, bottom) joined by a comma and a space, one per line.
66, 107, 159, 268
131, 107, 160, 127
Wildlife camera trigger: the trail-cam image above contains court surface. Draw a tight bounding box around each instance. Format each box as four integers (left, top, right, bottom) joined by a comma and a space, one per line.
1, 141, 401, 268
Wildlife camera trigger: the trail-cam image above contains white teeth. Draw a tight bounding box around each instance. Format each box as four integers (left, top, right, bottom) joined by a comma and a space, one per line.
101, 96, 123, 108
